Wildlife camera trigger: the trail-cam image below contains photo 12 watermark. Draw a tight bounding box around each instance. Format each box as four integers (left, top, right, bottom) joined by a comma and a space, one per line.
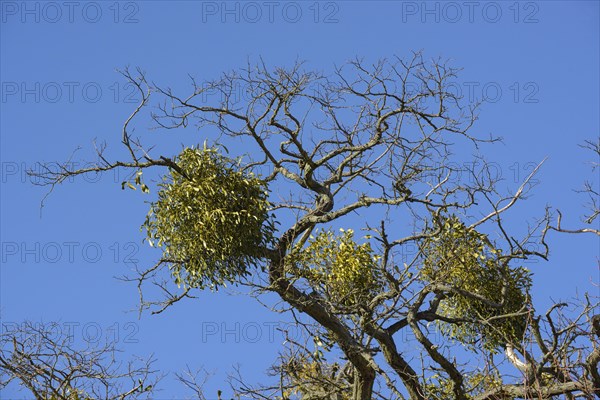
1, 81, 142, 104
2, 321, 140, 344
1, 241, 140, 265
399, 1, 540, 24
1, 1, 140, 24
198, 321, 444, 344
445, 81, 540, 104
1, 162, 135, 185
200, 1, 340, 23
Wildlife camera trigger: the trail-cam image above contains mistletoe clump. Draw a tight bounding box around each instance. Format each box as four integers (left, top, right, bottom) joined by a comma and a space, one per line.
421, 215, 532, 351
143, 146, 274, 290
424, 371, 503, 399
284, 358, 351, 400
289, 229, 381, 308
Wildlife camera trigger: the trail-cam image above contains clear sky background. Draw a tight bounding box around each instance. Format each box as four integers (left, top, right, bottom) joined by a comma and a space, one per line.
1, 1, 599, 398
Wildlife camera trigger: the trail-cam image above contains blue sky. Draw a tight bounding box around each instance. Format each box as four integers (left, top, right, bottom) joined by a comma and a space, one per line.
1, 1, 599, 398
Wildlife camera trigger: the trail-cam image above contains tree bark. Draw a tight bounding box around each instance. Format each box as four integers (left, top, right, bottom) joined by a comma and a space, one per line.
352, 367, 376, 400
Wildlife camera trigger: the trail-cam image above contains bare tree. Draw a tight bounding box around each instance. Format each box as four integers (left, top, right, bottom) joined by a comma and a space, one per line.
28, 54, 599, 399
0, 321, 160, 399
